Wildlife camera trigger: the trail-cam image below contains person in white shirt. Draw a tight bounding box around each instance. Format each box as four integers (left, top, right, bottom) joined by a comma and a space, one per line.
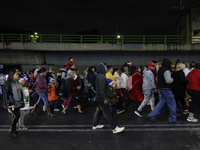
183, 63, 190, 77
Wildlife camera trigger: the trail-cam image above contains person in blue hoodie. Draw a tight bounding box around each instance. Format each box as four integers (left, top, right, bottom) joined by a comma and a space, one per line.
92, 62, 124, 134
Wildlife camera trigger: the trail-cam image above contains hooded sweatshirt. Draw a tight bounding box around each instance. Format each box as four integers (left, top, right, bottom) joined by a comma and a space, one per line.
142, 68, 156, 91
158, 58, 173, 89
95, 63, 110, 103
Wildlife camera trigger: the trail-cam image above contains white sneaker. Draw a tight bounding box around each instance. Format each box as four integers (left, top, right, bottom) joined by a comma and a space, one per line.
113, 126, 125, 134
8, 109, 12, 113
54, 108, 59, 112
187, 117, 198, 122
92, 125, 104, 130
134, 110, 143, 117
61, 104, 65, 109
43, 106, 46, 111
18, 126, 28, 130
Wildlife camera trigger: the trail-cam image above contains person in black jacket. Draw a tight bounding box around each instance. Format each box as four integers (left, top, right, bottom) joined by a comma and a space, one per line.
172, 63, 188, 115
92, 62, 124, 134
3, 70, 25, 138
85, 66, 96, 102
148, 58, 180, 124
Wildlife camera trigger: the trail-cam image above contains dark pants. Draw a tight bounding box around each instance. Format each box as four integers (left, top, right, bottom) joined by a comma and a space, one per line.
93, 102, 116, 129
187, 89, 200, 113
11, 108, 20, 132
173, 88, 187, 110
110, 104, 117, 121
49, 100, 58, 109
121, 88, 132, 109
62, 83, 68, 99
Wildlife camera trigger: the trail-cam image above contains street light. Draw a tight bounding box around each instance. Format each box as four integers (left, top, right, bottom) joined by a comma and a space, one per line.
117, 35, 121, 39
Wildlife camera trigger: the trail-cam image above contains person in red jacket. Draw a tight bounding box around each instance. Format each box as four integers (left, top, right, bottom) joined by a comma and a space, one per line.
126, 66, 143, 109
185, 63, 200, 123
66, 57, 74, 70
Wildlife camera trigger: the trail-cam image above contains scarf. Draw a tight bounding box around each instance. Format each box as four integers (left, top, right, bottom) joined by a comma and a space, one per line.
11, 81, 24, 102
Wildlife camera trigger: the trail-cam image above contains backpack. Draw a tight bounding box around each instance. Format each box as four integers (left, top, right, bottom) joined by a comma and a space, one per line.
126, 75, 133, 91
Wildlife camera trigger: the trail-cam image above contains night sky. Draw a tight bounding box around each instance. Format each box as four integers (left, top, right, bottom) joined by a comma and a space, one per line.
0, 0, 182, 35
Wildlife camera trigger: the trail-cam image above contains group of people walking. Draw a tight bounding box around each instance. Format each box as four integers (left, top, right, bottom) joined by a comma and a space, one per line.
2, 57, 200, 138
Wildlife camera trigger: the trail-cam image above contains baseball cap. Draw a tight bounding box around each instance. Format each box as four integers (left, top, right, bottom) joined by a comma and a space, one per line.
191, 60, 198, 64
147, 62, 156, 67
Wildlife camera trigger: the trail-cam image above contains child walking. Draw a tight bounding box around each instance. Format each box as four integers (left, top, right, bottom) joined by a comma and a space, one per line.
47, 78, 59, 112
18, 77, 32, 130
107, 78, 117, 120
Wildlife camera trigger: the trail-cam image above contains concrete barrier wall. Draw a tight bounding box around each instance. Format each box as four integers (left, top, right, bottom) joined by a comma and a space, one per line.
1, 42, 200, 71
1, 42, 200, 51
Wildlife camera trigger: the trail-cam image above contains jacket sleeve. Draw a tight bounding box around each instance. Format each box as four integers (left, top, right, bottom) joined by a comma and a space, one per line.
3, 82, 10, 107
164, 70, 173, 84
61, 72, 67, 80
97, 75, 109, 101
149, 73, 156, 89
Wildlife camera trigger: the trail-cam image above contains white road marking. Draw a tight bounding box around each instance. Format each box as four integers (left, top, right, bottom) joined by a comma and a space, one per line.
0, 124, 200, 128
0, 124, 200, 132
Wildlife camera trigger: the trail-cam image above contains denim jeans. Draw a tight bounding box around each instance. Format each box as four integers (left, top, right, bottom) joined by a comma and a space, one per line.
36, 93, 49, 106
148, 89, 177, 122
49, 100, 58, 109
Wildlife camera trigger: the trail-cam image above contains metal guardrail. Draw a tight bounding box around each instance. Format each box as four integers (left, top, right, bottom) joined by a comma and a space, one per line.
0, 34, 200, 44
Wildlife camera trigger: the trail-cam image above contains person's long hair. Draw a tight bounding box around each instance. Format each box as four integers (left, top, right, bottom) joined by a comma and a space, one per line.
37, 67, 47, 74
7, 69, 18, 83
130, 66, 142, 75
113, 67, 119, 75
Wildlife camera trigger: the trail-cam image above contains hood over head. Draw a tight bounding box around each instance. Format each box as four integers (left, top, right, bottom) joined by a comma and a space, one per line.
162, 58, 172, 69
96, 62, 107, 74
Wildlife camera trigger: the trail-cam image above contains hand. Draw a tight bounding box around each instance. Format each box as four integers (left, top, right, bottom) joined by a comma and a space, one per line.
104, 100, 108, 105
77, 86, 81, 90
4, 106, 10, 109
91, 87, 94, 90
154, 89, 158, 93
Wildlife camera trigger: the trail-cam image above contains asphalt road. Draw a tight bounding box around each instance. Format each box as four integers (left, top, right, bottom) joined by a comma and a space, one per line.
0, 95, 200, 150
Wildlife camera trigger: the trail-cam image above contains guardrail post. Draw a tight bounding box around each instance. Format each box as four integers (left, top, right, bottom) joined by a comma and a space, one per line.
60, 35, 62, 43
20, 35, 23, 42
1, 34, 3, 42
186, 35, 190, 44
164, 36, 167, 44
143, 36, 145, 44
101, 35, 103, 43
81, 35, 83, 44
40, 35, 43, 42
122, 35, 124, 44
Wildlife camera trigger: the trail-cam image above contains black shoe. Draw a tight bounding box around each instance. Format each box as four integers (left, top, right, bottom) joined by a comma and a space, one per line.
147, 115, 155, 122
10, 131, 18, 138
169, 120, 181, 124
15, 131, 19, 136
